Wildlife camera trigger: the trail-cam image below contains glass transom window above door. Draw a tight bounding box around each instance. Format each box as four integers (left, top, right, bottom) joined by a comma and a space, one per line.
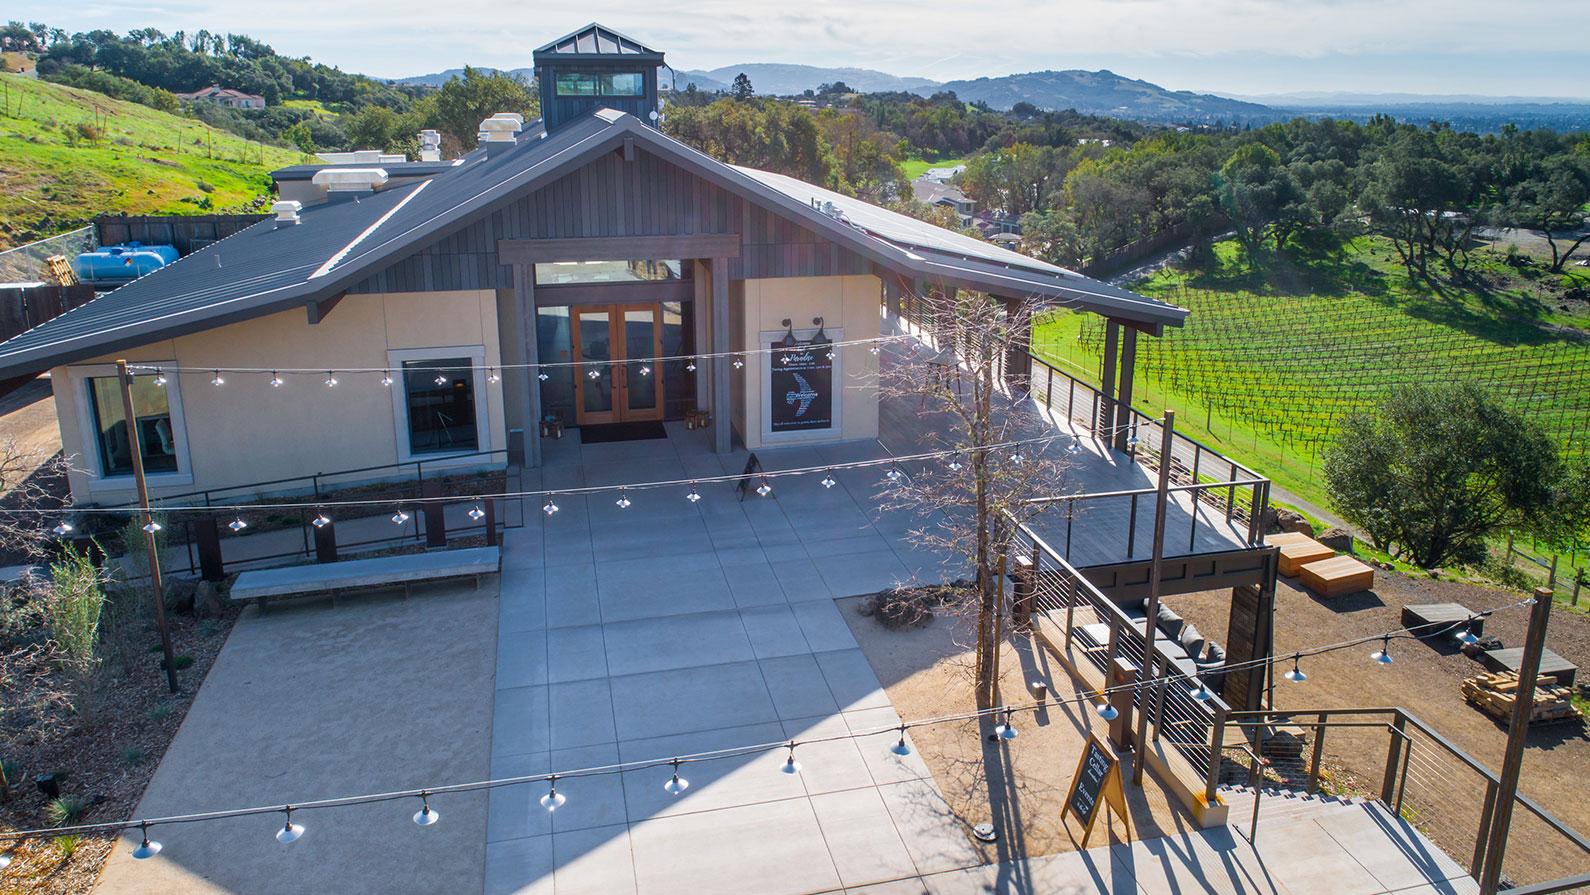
571, 304, 665, 425
401, 358, 478, 455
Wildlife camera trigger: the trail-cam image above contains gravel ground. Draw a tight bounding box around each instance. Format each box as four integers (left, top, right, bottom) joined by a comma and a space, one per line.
1170, 569, 1590, 885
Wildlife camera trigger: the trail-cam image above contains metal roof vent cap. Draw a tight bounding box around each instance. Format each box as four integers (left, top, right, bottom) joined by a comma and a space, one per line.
490, 112, 525, 128
271, 200, 303, 225
311, 168, 390, 193
479, 116, 523, 157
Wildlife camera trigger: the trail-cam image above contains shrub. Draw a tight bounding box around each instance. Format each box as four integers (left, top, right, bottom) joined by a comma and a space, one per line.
45, 548, 109, 717
44, 793, 90, 826
173, 655, 194, 670
120, 746, 147, 764
55, 834, 80, 857
195, 180, 214, 193
145, 701, 173, 722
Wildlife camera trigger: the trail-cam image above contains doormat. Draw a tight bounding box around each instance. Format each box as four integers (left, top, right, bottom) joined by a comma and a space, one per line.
579, 420, 668, 444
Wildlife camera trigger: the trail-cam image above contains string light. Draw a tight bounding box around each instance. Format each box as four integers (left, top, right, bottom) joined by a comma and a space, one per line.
412, 792, 439, 827
1095, 700, 1118, 721
685, 359, 696, 372
488, 368, 501, 384
229, 517, 248, 533
312, 512, 331, 528
885, 464, 902, 482
1189, 681, 1215, 701
142, 521, 162, 533
615, 489, 631, 509
639, 364, 651, 376
381, 370, 393, 387
686, 482, 701, 503
870, 344, 881, 355
1371, 635, 1393, 665
948, 458, 963, 471
1284, 653, 1307, 683
540, 776, 565, 811
130, 823, 160, 860
891, 726, 911, 756
325, 372, 338, 388
993, 707, 1018, 739
52, 521, 73, 536
780, 743, 802, 775
211, 370, 224, 386
1011, 451, 1024, 464
538, 369, 549, 381
434, 373, 448, 386
733, 356, 745, 369
468, 504, 486, 521
270, 371, 283, 388
587, 369, 601, 380
663, 759, 689, 795
391, 509, 410, 525
153, 369, 167, 387
821, 470, 836, 489
275, 808, 304, 844
756, 477, 772, 497
1067, 437, 1081, 454
543, 495, 560, 516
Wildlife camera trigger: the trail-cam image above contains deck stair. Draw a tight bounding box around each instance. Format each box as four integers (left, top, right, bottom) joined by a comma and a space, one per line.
1218, 784, 1371, 828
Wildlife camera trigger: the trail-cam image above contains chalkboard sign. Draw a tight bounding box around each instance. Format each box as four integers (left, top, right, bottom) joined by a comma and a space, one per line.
1062, 737, 1131, 847
768, 341, 833, 434
734, 453, 764, 502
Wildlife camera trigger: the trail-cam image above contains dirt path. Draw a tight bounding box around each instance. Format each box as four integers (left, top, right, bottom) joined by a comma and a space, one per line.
1171, 570, 1590, 881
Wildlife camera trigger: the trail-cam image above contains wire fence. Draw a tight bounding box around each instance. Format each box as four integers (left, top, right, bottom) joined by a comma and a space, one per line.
0, 226, 95, 282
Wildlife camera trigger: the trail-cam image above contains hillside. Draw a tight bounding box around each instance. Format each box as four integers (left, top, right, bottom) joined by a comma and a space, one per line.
0, 73, 302, 249
392, 66, 537, 86
923, 69, 1275, 122
676, 64, 936, 96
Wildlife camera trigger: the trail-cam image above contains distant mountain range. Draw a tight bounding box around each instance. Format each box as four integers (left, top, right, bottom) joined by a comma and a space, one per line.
390, 64, 1589, 132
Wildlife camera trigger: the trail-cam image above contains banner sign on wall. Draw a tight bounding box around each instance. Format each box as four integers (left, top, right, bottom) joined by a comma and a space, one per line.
768, 340, 833, 433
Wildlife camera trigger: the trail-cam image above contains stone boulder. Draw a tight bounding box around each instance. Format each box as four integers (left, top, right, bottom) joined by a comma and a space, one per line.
194, 579, 226, 619
1316, 527, 1355, 554
1264, 507, 1314, 537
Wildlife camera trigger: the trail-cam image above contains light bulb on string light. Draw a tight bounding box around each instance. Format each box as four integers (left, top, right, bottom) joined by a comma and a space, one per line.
1189, 681, 1215, 701
325, 372, 337, 388
1283, 653, 1307, 683
0, 851, 9, 870
153, 369, 167, 387
392, 509, 410, 525
756, 477, 772, 497
53, 520, 73, 537
1457, 621, 1480, 646
212, 370, 225, 387
543, 495, 560, 516
1010, 451, 1024, 464
130, 823, 161, 860
885, 464, 902, 482
468, 504, 486, 521
434, 372, 448, 386
270, 371, 283, 388
538, 368, 550, 382
1095, 700, 1118, 721
312, 511, 331, 528
993, 707, 1018, 739
663, 758, 689, 795
229, 517, 248, 533
142, 520, 162, 534
381, 370, 393, 387
821, 470, 836, 489
781, 353, 792, 365
615, 489, 631, 509
1371, 635, 1393, 665
588, 368, 601, 380
275, 807, 304, 844
685, 358, 697, 372
732, 356, 744, 369
686, 482, 701, 503
869, 344, 880, 355
1067, 437, 1082, 454
826, 350, 835, 361
412, 792, 439, 827
948, 457, 963, 471
540, 776, 565, 811
891, 725, 912, 756
781, 743, 802, 775
488, 368, 501, 384
639, 364, 651, 376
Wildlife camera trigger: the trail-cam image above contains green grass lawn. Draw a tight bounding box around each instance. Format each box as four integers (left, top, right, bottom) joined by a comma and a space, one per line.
281, 98, 344, 118
0, 73, 305, 247
900, 156, 967, 180
1032, 235, 1590, 510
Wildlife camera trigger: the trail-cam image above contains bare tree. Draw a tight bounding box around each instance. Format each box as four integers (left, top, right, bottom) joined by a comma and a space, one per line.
879, 290, 1076, 709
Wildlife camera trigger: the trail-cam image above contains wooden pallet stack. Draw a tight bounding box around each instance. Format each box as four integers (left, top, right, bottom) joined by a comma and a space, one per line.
1462, 671, 1582, 725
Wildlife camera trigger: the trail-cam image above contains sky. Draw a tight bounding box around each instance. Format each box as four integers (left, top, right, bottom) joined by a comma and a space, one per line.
18, 0, 1589, 99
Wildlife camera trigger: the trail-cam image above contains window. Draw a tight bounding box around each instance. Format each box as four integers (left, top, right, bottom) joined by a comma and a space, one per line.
86, 374, 180, 477
554, 71, 645, 97
401, 358, 479, 455
534, 259, 686, 286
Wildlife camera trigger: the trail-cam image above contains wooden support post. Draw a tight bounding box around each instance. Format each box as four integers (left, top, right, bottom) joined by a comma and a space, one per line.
711, 257, 731, 455
421, 480, 446, 548
1133, 410, 1175, 786
1099, 321, 1119, 435
1114, 328, 1137, 453
193, 516, 225, 581
314, 519, 338, 564
1109, 658, 1136, 752
1011, 555, 1035, 628
1479, 588, 1555, 895
514, 264, 541, 469
484, 498, 499, 547
116, 360, 179, 694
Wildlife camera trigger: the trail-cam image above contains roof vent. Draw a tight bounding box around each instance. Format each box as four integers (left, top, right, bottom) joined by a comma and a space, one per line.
311, 168, 390, 193
479, 115, 523, 157
271, 200, 302, 225
418, 129, 442, 162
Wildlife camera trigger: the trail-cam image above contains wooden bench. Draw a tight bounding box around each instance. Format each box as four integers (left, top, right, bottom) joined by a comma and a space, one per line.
1299, 555, 1375, 598
1479, 647, 1579, 689
1401, 602, 1483, 640
230, 547, 501, 608
1277, 538, 1336, 577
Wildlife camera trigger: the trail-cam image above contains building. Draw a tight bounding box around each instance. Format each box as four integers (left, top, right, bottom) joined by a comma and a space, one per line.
0, 23, 1184, 507
176, 85, 266, 109
918, 164, 965, 183
909, 180, 975, 227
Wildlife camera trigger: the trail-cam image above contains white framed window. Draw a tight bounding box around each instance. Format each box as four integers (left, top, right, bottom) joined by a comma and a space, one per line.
387, 346, 492, 463
68, 362, 194, 491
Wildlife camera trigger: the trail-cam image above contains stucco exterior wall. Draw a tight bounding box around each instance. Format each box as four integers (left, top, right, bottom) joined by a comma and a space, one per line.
737, 274, 881, 451
51, 290, 505, 505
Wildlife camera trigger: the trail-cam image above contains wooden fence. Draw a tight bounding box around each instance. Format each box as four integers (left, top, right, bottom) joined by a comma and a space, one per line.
95, 213, 269, 256
0, 284, 97, 342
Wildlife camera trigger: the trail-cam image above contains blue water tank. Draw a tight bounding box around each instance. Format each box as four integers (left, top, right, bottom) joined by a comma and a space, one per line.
72, 242, 180, 286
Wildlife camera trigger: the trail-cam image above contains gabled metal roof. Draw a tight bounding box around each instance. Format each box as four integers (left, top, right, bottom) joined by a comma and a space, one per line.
533, 23, 664, 61
0, 106, 1185, 379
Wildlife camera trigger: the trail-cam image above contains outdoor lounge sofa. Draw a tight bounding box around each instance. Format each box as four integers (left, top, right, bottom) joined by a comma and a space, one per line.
1075, 600, 1228, 695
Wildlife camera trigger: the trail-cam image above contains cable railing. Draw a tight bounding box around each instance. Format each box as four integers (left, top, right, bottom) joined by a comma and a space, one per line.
1223, 707, 1590, 894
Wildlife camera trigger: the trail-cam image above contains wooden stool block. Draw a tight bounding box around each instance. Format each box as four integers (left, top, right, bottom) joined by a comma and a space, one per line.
1266, 531, 1318, 548
1300, 555, 1375, 598
1278, 539, 1335, 577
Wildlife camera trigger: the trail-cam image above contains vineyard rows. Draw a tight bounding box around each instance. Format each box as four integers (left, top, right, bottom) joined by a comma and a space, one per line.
1063, 288, 1590, 462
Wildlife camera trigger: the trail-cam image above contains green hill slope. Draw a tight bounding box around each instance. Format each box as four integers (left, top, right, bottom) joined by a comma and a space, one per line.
0, 73, 304, 249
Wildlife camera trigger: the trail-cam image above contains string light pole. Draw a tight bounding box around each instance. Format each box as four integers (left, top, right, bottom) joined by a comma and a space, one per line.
1133, 408, 1174, 785
117, 360, 180, 694
1478, 586, 1554, 895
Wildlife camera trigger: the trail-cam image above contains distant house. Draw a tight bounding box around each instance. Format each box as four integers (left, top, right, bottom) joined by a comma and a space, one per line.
910, 180, 975, 227
177, 85, 266, 109
918, 164, 965, 183
975, 209, 1023, 239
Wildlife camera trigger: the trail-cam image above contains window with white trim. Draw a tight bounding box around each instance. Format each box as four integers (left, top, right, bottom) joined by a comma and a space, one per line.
71, 363, 192, 488
388, 346, 491, 462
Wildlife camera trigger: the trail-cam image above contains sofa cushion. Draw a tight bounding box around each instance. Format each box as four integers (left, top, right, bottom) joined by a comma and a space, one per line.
1156, 606, 1185, 641
1205, 641, 1227, 664
1179, 624, 1206, 662
1121, 599, 1148, 620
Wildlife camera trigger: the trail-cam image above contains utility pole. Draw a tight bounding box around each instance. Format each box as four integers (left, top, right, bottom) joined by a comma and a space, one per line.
1478, 586, 1553, 894
1133, 409, 1174, 785
116, 360, 180, 694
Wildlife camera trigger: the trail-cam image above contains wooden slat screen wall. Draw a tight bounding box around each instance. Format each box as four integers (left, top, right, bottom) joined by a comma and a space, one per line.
95, 214, 271, 256
349, 147, 873, 294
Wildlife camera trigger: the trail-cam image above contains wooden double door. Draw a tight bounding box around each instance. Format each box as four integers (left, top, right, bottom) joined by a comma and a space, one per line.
571, 303, 666, 425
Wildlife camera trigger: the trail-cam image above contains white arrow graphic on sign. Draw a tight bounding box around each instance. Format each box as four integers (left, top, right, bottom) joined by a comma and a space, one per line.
786, 373, 818, 417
